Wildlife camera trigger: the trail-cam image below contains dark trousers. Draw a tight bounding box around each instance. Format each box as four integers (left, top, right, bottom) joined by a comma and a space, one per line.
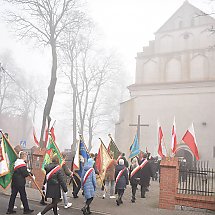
141, 186, 147, 197
8, 185, 29, 212
72, 175, 81, 197
41, 198, 61, 215
86, 197, 93, 207
131, 184, 138, 198
117, 189, 124, 202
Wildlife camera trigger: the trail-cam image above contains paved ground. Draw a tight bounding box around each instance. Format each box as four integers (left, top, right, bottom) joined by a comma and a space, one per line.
0, 180, 214, 215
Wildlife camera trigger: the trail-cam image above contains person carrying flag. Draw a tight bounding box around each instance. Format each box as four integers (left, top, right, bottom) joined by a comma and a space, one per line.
37, 155, 67, 215
115, 159, 129, 206
6, 151, 34, 214
81, 158, 96, 215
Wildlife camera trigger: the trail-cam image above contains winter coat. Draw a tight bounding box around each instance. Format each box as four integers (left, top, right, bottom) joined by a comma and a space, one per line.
115, 164, 129, 190
12, 159, 30, 187
45, 162, 68, 199
105, 159, 116, 181
129, 164, 140, 186
81, 163, 96, 200
139, 158, 153, 187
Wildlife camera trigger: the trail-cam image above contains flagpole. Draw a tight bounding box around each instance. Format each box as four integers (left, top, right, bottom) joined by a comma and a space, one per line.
29, 175, 45, 199
162, 136, 170, 158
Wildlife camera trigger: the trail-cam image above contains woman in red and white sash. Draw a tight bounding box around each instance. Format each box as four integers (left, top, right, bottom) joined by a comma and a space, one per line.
115, 159, 129, 206
81, 158, 96, 215
37, 155, 67, 215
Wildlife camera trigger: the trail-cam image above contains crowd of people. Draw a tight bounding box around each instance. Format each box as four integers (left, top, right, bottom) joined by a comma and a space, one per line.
5, 150, 161, 215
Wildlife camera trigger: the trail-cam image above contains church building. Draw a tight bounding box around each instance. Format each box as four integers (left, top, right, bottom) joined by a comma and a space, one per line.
115, 1, 215, 168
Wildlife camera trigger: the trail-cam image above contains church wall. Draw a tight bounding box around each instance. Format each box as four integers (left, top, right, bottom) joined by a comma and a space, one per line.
116, 89, 215, 168
117, 2, 215, 168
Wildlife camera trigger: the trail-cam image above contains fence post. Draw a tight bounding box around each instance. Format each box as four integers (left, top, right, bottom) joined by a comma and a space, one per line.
159, 157, 179, 210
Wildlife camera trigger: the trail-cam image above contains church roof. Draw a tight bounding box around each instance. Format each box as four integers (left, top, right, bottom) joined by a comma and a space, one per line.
155, 1, 215, 34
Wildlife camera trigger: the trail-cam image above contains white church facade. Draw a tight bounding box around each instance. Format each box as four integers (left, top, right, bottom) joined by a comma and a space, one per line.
115, 1, 215, 168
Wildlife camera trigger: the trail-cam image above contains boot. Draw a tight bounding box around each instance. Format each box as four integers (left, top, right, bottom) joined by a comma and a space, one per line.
131, 196, 135, 203
81, 205, 87, 215
86, 205, 92, 214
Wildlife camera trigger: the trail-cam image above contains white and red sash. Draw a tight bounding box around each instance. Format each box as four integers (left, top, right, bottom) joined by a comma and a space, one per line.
130, 165, 140, 179
140, 159, 148, 169
46, 165, 61, 181
116, 167, 126, 184
82, 167, 94, 186
14, 159, 26, 171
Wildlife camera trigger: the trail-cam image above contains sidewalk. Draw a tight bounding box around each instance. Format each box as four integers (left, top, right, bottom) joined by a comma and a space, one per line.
1, 181, 214, 215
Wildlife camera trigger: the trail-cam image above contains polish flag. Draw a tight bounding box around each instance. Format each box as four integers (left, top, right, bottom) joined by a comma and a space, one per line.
33, 126, 39, 147
171, 117, 177, 154
182, 123, 200, 160
157, 121, 165, 158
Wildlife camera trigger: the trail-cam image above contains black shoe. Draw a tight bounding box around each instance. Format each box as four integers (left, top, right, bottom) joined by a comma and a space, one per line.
141, 196, 146, 198
6, 211, 16, 214
23, 209, 34, 214
131, 198, 135, 203
116, 199, 120, 206
87, 206, 92, 214
81, 206, 87, 215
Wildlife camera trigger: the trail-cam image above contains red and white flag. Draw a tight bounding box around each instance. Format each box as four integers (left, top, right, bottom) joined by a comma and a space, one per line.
182, 123, 200, 160
33, 126, 39, 147
171, 117, 177, 154
157, 121, 165, 158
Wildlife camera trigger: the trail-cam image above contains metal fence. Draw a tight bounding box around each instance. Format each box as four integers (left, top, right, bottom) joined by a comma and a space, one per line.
177, 161, 215, 196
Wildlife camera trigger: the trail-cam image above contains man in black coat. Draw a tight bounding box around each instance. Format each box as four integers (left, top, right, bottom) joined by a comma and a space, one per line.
6, 151, 34, 214
139, 153, 153, 198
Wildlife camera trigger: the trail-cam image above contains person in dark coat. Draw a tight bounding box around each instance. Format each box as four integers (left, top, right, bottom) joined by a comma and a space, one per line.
115, 159, 129, 206
81, 158, 96, 215
6, 151, 34, 214
37, 155, 68, 215
61, 152, 73, 208
129, 157, 140, 203
139, 153, 153, 198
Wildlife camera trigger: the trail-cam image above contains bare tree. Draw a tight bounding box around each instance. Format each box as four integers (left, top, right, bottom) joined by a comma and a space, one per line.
4, 0, 86, 147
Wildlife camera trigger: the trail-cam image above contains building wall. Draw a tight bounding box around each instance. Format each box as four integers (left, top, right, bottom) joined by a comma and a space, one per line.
116, 2, 215, 168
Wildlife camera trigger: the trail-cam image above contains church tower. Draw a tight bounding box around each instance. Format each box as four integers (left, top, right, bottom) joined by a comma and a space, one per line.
115, 1, 215, 167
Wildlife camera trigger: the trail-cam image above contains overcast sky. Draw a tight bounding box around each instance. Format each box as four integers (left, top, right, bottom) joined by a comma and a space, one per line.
0, 0, 213, 150
0, 0, 212, 82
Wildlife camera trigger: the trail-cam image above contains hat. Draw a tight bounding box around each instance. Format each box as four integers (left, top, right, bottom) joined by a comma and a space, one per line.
119, 159, 124, 165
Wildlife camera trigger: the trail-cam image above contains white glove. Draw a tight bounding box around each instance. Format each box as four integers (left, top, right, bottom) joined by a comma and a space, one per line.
27, 169, 31, 173
32, 175, 36, 180
64, 192, 68, 195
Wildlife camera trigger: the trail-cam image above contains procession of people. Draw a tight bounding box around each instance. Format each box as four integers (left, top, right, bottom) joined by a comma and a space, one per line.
0, 130, 161, 215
